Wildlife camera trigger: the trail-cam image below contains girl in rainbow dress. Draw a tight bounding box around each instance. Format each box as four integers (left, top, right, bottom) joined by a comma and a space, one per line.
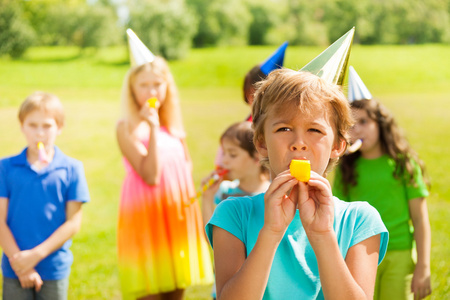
115, 29, 213, 300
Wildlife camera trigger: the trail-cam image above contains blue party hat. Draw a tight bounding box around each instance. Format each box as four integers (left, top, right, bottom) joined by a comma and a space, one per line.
347, 66, 372, 102
126, 28, 155, 67
300, 27, 355, 85
260, 41, 288, 75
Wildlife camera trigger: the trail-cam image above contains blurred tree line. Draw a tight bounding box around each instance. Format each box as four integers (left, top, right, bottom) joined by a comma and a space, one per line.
1, 0, 450, 59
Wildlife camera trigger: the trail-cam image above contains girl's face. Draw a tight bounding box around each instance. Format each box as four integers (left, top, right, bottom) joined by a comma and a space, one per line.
132, 70, 167, 108
350, 108, 382, 158
221, 138, 260, 181
256, 104, 345, 178
21, 109, 62, 152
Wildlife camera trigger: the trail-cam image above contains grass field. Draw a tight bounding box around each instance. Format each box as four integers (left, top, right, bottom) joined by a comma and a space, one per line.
0, 44, 449, 299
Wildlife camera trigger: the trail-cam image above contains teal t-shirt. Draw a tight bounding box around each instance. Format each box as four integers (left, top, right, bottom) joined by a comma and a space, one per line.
214, 180, 250, 205
206, 193, 388, 300
333, 154, 429, 251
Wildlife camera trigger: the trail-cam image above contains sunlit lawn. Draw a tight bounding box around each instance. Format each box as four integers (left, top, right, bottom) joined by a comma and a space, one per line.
0, 44, 449, 299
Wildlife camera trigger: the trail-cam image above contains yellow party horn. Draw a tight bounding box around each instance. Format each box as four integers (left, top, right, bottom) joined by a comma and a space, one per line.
147, 97, 159, 108
290, 159, 311, 182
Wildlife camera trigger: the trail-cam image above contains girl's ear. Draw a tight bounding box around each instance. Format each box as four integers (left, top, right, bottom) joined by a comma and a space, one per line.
331, 138, 347, 158
255, 138, 268, 157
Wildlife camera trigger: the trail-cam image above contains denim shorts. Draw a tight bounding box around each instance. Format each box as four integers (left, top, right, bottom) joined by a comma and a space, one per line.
3, 276, 69, 300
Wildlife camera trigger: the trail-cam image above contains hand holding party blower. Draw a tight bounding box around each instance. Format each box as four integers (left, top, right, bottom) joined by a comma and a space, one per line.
187, 168, 229, 205
290, 159, 311, 182
197, 168, 229, 197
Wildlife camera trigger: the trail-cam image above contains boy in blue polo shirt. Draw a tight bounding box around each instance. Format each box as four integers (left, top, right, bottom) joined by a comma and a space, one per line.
0, 92, 90, 299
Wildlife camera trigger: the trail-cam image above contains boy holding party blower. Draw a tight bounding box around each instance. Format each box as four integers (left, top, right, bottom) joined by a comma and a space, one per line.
0, 92, 90, 299
206, 28, 389, 299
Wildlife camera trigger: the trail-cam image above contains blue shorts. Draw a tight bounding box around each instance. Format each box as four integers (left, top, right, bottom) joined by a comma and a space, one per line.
3, 277, 69, 300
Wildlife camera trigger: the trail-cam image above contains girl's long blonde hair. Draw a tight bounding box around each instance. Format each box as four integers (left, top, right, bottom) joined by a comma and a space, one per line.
120, 56, 185, 138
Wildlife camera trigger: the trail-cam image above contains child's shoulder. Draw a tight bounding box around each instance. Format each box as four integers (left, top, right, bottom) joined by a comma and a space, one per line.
51, 147, 85, 172
333, 196, 384, 224
216, 193, 264, 216
0, 148, 27, 168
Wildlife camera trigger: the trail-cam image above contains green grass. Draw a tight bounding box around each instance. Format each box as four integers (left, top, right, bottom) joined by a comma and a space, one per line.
0, 44, 449, 299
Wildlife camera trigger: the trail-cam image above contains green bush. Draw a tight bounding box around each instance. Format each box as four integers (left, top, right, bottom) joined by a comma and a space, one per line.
23, 2, 119, 49
188, 0, 251, 47
128, 0, 197, 60
246, 1, 280, 45
0, 0, 35, 58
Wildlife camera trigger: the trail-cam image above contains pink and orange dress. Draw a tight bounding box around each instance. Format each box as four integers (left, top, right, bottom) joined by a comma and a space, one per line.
117, 127, 213, 299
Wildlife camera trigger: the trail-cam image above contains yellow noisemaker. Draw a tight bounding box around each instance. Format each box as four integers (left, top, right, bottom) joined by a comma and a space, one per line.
147, 97, 158, 108
290, 159, 311, 182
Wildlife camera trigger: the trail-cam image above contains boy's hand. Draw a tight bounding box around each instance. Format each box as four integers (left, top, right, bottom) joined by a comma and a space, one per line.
296, 171, 335, 237
263, 170, 298, 238
18, 269, 43, 292
10, 249, 41, 276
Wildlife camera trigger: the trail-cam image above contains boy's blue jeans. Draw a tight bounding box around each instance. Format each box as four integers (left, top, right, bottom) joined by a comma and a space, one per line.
3, 277, 68, 300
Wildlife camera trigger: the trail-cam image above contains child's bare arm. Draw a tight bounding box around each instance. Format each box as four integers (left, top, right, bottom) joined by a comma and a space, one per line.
10, 201, 83, 276
213, 226, 280, 300
315, 234, 380, 299
116, 110, 161, 185
201, 173, 222, 224
214, 171, 298, 299
409, 197, 432, 299
0, 197, 22, 258
297, 172, 379, 299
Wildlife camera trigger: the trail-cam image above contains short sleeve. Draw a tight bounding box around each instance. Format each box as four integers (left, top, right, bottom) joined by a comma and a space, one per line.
0, 160, 8, 198
205, 197, 246, 248
348, 202, 389, 264
67, 160, 90, 203
405, 161, 429, 200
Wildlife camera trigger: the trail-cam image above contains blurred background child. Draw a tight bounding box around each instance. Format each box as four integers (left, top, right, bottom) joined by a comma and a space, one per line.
201, 121, 270, 300
202, 121, 270, 225
333, 66, 431, 300
0, 92, 90, 300
115, 29, 213, 300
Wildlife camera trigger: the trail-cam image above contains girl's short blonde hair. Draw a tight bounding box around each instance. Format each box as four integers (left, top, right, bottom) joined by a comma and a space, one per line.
251, 69, 354, 173
120, 56, 185, 138
18, 92, 65, 127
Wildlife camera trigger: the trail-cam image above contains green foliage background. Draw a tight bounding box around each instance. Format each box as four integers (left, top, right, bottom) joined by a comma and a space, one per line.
2, 0, 450, 58
0, 44, 449, 299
